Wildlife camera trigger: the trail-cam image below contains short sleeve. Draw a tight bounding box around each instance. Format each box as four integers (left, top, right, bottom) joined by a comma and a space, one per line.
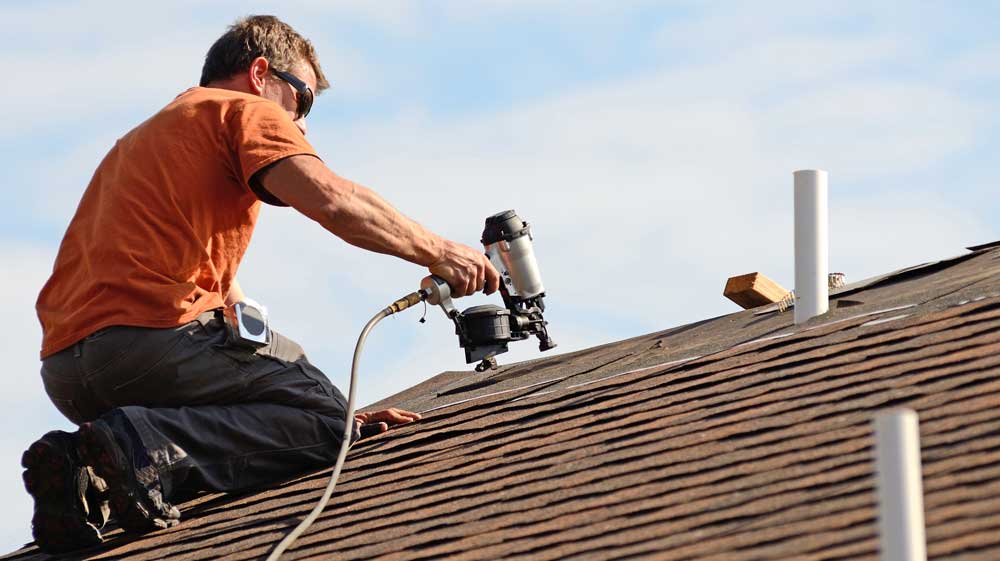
224, 99, 318, 189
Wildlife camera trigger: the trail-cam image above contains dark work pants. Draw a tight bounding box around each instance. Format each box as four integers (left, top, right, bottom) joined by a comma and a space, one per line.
39, 310, 351, 500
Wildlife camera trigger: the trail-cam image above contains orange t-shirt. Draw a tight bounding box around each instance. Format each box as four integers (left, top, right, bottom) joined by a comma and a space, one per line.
37, 87, 317, 358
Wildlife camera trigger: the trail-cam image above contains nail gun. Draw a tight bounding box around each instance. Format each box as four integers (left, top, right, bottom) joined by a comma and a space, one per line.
421, 210, 557, 372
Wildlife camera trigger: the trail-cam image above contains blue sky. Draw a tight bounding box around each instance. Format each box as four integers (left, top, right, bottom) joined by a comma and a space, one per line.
1, 0, 998, 552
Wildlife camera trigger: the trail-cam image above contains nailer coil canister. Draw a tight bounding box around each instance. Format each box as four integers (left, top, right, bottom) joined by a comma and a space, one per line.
422, 209, 556, 371
482, 210, 545, 300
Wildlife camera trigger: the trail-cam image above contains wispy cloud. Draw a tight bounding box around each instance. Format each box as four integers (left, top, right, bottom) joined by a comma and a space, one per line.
0, 241, 77, 551
2, 1, 999, 553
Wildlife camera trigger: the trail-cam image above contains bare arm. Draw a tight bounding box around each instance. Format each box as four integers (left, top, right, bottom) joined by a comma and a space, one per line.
257, 155, 499, 296
259, 155, 442, 265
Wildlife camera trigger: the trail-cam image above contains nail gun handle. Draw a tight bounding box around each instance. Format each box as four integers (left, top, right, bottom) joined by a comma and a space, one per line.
420, 275, 458, 317
420, 275, 451, 305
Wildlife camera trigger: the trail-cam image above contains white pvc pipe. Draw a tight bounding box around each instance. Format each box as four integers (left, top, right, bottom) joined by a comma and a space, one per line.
793, 169, 829, 324
874, 409, 927, 561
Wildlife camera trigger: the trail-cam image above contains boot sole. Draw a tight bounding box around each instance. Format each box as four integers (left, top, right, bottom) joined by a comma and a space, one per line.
21, 432, 103, 553
77, 422, 180, 534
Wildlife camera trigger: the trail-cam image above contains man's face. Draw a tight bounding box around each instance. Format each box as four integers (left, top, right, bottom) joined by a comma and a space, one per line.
262, 62, 317, 135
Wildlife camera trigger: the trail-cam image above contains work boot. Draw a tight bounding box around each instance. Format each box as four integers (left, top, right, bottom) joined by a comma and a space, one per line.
21, 430, 108, 553
76, 411, 180, 534
84, 465, 112, 527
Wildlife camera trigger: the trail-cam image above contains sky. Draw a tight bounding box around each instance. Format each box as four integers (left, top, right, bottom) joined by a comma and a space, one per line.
1, 0, 998, 553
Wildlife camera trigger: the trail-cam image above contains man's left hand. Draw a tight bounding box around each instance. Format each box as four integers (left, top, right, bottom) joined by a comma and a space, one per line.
354, 408, 422, 437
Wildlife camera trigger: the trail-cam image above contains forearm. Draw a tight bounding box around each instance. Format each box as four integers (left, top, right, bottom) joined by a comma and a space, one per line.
262, 156, 444, 266
317, 176, 444, 266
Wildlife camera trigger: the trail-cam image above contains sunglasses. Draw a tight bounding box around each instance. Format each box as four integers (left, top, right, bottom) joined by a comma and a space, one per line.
271, 69, 314, 121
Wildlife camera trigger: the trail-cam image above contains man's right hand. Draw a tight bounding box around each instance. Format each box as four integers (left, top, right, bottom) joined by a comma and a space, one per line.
429, 240, 501, 298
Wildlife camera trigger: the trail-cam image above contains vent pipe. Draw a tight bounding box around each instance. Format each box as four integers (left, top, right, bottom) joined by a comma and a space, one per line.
793, 170, 829, 324
874, 409, 927, 561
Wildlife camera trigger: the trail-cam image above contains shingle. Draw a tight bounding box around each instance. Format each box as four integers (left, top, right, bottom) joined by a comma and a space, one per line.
4, 244, 1000, 561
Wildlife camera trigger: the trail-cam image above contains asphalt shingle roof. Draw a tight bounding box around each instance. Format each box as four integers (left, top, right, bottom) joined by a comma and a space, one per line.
5, 243, 1000, 560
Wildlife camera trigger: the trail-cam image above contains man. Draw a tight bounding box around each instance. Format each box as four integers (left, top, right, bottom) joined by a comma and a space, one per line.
24, 15, 499, 553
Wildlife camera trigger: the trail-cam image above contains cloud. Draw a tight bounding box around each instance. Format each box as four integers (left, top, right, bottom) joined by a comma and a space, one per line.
0, 3, 384, 140
0, 44, 205, 138
2, 1, 1000, 553
759, 83, 981, 179
0, 243, 59, 406
7, 0, 996, 420
0, 241, 77, 552
301, 30, 992, 331
235, 24, 994, 416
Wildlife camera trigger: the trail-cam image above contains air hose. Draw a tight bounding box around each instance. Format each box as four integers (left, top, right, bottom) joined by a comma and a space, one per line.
266, 290, 426, 561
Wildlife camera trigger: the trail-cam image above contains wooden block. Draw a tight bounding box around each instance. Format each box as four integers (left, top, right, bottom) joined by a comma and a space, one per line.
724, 272, 790, 309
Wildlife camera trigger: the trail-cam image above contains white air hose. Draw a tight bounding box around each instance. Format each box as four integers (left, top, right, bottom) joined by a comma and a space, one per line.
266, 291, 425, 561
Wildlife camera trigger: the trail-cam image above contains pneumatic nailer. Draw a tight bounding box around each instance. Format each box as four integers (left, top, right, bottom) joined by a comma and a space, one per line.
421, 210, 557, 372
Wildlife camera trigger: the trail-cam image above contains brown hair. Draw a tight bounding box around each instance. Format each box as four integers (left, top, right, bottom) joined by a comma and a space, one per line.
200, 15, 330, 93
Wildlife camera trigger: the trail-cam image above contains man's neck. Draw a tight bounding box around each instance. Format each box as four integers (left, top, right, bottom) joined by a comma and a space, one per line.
203, 76, 253, 95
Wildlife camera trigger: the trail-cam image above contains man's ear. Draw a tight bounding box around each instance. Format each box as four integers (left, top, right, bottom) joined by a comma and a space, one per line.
247, 57, 270, 95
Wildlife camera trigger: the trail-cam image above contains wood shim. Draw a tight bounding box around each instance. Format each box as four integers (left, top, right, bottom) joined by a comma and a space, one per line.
724, 272, 790, 310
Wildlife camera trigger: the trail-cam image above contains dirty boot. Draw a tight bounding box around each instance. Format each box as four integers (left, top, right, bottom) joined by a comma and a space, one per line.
77, 411, 180, 534
21, 430, 107, 553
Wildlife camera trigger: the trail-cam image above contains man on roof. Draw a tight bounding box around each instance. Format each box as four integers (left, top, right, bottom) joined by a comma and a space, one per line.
24, 15, 500, 553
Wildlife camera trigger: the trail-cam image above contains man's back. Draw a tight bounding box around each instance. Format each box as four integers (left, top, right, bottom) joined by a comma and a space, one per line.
36, 87, 315, 358
24, 15, 486, 554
